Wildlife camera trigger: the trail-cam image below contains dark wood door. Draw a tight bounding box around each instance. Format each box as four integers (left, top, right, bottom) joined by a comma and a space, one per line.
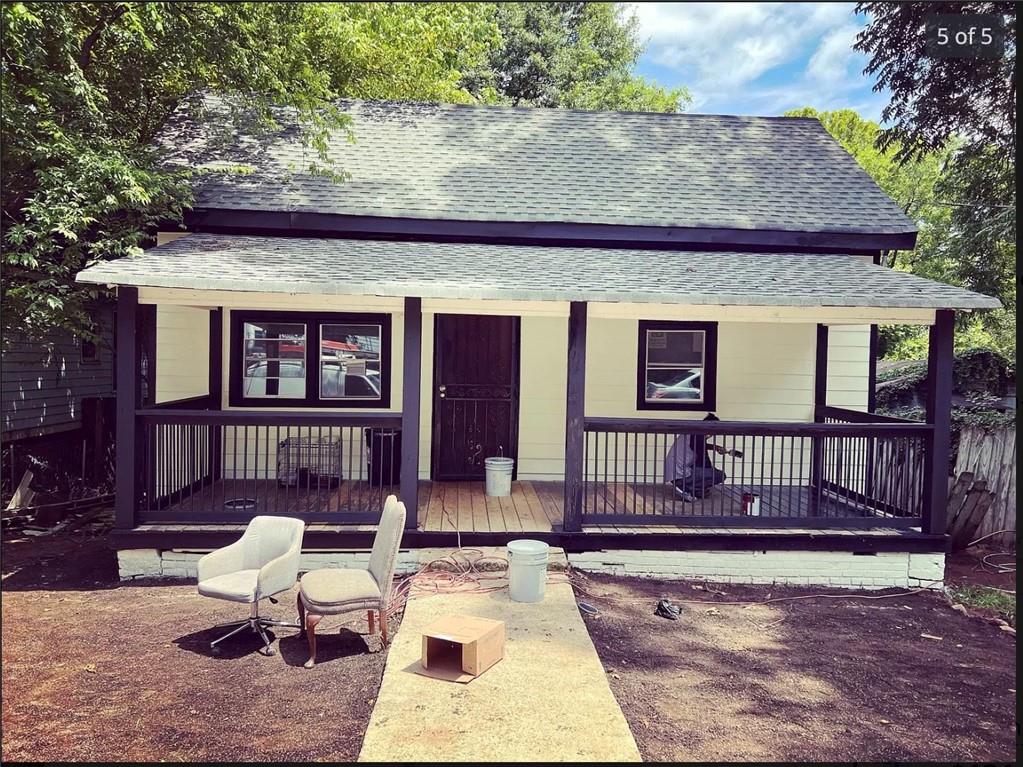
432, 314, 520, 481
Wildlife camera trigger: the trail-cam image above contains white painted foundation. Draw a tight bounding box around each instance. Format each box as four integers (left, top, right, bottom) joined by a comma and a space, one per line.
567, 549, 945, 590
117, 548, 421, 581
119, 547, 944, 590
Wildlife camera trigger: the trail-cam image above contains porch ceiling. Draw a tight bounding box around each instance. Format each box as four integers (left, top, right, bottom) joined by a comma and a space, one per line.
76, 233, 999, 311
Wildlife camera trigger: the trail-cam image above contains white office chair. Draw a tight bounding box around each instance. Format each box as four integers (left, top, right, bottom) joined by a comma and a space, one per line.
197, 515, 306, 656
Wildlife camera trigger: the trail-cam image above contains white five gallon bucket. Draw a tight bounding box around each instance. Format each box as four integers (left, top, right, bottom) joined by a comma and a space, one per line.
484, 456, 514, 497
507, 539, 549, 603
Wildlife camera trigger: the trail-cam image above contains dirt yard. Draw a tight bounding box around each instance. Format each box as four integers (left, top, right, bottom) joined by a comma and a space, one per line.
1, 533, 395, 762
3, 531, 1017, 763
579, 572, 1017, 762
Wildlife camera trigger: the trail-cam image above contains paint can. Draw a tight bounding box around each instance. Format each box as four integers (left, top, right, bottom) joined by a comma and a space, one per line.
507, 539, 549, 603
741, 492, 761, 516
484, 456, 514, 497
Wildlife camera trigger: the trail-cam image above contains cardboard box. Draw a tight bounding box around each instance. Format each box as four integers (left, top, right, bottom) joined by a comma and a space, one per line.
417, 615, 505, 683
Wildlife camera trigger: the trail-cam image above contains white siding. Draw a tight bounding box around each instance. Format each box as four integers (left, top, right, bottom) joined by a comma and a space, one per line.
155, 305, 210, 403
826, 325, 871, 410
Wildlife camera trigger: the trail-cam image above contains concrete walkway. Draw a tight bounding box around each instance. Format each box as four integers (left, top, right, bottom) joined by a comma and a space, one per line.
358, 581, 640, 762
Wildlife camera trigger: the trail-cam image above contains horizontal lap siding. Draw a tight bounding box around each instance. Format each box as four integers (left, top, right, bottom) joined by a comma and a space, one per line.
1, 308, 115, 438
156, 306, 210, 403
826, 325, 870, 410
516, 316, 568, 479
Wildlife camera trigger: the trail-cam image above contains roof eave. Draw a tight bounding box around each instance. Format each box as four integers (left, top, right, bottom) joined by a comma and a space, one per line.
179, 209, 918, 253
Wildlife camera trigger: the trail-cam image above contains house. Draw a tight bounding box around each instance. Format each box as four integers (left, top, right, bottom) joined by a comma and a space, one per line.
76, 101, 1000, 587
1, 300, 118, 491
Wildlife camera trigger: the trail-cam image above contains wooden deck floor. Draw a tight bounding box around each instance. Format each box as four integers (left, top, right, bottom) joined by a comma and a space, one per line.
418, 480, 563, 533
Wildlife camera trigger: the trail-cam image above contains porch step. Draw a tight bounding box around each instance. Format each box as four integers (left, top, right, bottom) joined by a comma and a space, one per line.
415, 546, 569, 572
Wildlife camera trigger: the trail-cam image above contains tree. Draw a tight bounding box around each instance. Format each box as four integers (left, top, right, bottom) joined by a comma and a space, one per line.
854, 1, 1016, 162
462, 3, 689, 112
786, 107, 1014, 358
1, 2, 498, 343
852, 3, 1016, 358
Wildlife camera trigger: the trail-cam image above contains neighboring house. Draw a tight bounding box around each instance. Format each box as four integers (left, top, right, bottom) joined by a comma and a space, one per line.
76, 101, 999, 586
1, 301, 117, 491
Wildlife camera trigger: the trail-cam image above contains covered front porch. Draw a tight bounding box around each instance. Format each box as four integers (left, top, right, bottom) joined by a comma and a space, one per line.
82, 234, 998, 553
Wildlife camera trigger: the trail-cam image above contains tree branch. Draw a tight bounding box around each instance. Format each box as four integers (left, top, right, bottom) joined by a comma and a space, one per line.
79, 4, 130, 71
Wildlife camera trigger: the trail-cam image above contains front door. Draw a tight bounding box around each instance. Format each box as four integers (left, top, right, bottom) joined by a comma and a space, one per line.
432, 314, 520, 481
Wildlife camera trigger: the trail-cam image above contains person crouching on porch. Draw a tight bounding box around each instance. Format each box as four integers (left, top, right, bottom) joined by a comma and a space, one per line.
664, 413, 734, 502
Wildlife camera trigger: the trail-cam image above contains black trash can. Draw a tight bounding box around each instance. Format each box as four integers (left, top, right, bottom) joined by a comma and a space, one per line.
365, 428, 402, 487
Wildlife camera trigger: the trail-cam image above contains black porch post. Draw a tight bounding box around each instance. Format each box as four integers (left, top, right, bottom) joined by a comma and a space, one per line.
563, 301, 587, 532
208, 308, 223, 482
865, 323, 879, 496
115, 287, 140, 530
923, 309, 954, 535
808, 324, 828, 515
400, 296, 422, 529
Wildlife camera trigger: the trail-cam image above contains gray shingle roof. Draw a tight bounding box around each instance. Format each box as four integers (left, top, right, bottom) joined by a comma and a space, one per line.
77, 234, 998, 310
162, 100, 917, 236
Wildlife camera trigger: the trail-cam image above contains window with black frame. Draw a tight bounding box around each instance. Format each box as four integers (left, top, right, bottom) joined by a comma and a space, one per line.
229, 311, 391, 408
637, 320, 717, 411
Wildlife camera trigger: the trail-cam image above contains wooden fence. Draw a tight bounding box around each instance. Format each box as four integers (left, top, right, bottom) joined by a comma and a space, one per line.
953, 426, 1016, 547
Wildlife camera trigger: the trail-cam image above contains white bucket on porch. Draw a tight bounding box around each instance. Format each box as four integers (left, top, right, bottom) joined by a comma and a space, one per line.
484, 456, 514, 497
507, 539, 549, 603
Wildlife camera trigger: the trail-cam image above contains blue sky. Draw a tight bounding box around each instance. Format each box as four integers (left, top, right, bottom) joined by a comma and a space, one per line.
632, 2, 890, 120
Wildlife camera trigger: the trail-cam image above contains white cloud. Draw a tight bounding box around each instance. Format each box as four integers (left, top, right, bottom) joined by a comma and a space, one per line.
806, 24, 861, 84
630, 2, 881, 117
632, 2, 856, 89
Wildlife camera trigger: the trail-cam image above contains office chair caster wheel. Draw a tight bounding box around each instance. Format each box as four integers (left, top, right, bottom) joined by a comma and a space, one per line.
211, 645, 221, 656
260, 646, 276, 657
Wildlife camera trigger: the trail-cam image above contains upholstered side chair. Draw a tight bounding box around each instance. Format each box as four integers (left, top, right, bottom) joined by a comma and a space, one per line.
197, 515, 305, 656
297, 495, 407, 668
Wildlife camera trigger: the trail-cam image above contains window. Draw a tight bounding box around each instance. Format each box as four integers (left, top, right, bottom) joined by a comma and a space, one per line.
319, 323, 383, 400
229, 311, 391, 408
80, 321, 100, 364
81, 338, 99, 363
637, 320, 717, 411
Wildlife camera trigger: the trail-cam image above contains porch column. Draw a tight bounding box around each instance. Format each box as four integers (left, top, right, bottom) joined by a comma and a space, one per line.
208, 308, 223, 483
922, 310, 954, 535
208, 308, 223, 407
563, 301, 587, 532
400, 296, 422, 529
115, 287, 140, 530
808, 324, 828, 515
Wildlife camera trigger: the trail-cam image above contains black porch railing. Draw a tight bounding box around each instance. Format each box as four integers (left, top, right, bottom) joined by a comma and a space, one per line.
135, 408, 402, 523
582, 411, 931, 528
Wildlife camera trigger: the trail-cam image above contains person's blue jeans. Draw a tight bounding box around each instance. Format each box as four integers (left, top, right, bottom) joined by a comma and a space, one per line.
674, 467, 726, 499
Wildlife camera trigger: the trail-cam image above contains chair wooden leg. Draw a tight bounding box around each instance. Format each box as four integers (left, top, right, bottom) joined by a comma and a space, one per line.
379, 609, 388, 647
304, 613, 322, 669
367, 610, 376, 636
297, 594, 306, 636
